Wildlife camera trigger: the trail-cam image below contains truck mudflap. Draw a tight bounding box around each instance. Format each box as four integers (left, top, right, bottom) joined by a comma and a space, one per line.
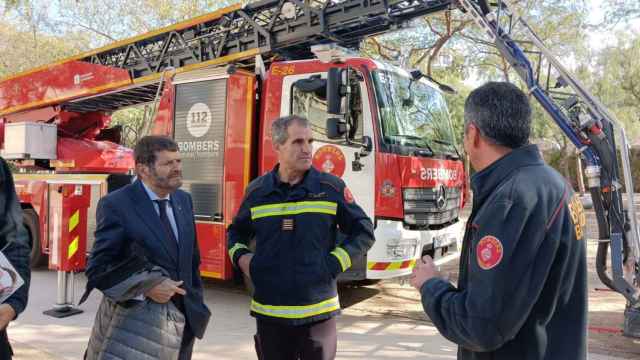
363, 219, 465, 280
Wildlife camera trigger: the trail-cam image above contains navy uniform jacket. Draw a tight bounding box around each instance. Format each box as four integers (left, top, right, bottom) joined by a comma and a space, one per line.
227, 165, 375, 325
421, 145, 587, 360
86, 180, 211, 338
0, 158, 31, 358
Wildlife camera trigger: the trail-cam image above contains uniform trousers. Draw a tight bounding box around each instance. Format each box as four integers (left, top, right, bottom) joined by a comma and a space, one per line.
255, 317, 337, 360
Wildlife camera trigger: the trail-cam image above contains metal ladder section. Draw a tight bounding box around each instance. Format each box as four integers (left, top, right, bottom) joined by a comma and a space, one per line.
79, 0, 455, 80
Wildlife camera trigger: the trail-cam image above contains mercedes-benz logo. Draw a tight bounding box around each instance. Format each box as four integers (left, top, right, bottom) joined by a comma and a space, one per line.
435, 184, 447, 210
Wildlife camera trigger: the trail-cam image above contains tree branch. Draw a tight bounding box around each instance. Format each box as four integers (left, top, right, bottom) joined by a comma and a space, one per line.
367, 38, 398, 62
58, 20, 116, 42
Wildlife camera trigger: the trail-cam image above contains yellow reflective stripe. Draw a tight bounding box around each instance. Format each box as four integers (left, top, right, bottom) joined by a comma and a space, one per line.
250, 296, 340, 319
69, 210, 79, 233
200, 271, 222, 279
387, 261, 403, 270
251, 201, 336, 212
250, 201, 337, 220
367, 259, 417, 270
228, 243, 250, 261
68, 236, 79, 259
330, 247, 351, 272
253, 208, 336, 219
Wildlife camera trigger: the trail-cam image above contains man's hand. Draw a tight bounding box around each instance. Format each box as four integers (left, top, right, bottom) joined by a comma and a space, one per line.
410, 255, 442, 290
0, 304, 16, 331
145, 279, 187, 304
238, 253, 253, 279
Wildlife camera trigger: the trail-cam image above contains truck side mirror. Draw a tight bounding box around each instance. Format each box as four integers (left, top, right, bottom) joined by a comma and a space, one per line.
360, 135, 373, 156
326, 118, 347, 139
327, 68, 343, 115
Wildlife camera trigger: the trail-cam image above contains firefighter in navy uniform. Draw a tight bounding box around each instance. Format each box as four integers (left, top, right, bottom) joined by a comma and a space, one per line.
411, 82, 588, 360
227, 115, 374, 360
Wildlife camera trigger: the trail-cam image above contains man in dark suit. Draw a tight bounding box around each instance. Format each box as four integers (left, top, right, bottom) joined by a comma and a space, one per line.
86, 136, 210, 360
0, 157, 31, 359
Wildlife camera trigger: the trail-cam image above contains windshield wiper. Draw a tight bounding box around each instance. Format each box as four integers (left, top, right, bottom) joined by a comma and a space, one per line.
432, 139, 461, 160
432, 138, 452, 146
395, 134, 424, 140
392, 135, 434, 156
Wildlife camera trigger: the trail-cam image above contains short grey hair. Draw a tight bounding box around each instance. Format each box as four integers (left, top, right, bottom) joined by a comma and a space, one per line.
464, 81, 532, 149
271, 115, 309, 145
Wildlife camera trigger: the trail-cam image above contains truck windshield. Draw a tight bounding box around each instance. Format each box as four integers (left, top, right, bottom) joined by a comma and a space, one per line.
372, 69, 457, 157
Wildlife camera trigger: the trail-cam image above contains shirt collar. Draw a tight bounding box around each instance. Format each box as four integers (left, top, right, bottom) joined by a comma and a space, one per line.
267, 164, 317, 193
470, 144, 544, 206
141, 181, 171, 202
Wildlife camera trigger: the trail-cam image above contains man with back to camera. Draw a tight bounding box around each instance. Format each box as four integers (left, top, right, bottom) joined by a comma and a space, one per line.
0, 157, 31, 359
227, 115, 375, 360
411, 82, 588, 360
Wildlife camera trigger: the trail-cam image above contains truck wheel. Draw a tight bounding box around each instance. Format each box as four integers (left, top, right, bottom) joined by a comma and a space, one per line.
353, 279, 381, 286
23, 209, 46, 268
242, 238, 256, 296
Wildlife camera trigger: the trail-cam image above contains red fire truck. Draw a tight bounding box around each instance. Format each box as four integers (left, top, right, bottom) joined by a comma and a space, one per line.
0, 0, 466, 295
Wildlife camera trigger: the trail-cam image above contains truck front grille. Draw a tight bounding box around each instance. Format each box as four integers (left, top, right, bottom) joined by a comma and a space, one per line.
403, 186, 461, 229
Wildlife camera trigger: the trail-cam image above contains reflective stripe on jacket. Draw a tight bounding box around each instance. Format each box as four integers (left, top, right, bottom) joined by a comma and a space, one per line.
227, 165, 374, 325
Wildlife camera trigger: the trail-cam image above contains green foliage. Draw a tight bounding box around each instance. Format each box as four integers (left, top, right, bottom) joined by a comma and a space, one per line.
602, 0, 640, 25
0, 23, 89, 77
437, 75, 472, 148
110, 107, 149, 148
0, 0, 248, 69
53, 0, 246, 48
588, 32, 640, 140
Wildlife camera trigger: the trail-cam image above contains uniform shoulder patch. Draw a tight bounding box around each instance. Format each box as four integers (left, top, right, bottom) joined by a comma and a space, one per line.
344, 187, 355, 204
476, 235, 504, 270
567, 193, 586, 240
319, 172, 343, 193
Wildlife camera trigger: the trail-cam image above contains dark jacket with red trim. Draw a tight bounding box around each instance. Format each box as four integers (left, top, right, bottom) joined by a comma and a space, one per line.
227, 165, 374, 325
0, 157, 31, 359
420, 144, 588, 360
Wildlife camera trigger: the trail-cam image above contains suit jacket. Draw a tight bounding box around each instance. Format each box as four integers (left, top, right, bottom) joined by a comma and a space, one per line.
86, 179, 210, 338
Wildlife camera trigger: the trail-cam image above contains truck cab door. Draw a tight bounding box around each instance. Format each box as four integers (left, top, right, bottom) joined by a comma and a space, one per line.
280, 71, 375, 241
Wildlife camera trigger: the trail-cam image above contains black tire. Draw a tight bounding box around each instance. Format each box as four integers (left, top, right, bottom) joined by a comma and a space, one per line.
242, 238, 257, 296
23, 209, 46, 268
352, 279, 381, 286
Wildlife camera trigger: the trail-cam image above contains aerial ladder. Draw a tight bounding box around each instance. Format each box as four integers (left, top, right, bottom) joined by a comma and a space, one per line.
0, 0, 637, 335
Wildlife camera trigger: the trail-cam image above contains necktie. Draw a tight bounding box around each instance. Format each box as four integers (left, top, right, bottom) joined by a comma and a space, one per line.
154, 199, 178, 245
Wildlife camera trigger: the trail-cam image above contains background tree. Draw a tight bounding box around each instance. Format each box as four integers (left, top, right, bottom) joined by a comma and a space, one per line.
603, 0, 640, 25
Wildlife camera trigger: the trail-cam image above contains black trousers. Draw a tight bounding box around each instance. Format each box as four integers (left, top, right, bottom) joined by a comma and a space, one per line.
255, 317, 337, 360
178, 325, 195, 360
173, 295, 195, 360
0, 330, 12, 360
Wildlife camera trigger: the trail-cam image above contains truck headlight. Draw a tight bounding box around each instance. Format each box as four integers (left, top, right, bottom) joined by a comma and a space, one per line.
386, 239, 417, 259
404, 214, 417, 225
